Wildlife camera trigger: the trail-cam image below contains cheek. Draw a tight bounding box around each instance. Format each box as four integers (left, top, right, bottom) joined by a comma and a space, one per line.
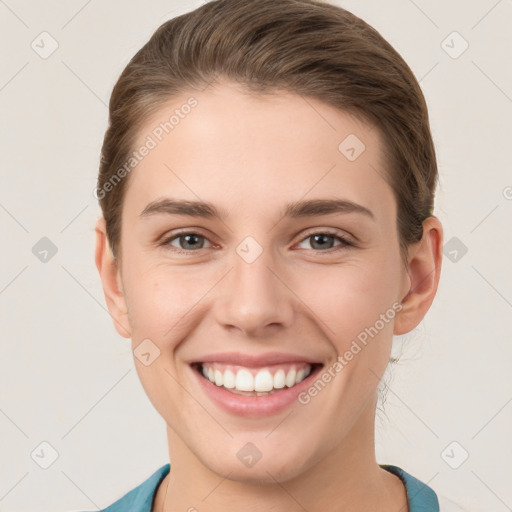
122, 257, 214, 342
122, 260, 212, 406
122, 240, 402, 354
295, 256, 401, 354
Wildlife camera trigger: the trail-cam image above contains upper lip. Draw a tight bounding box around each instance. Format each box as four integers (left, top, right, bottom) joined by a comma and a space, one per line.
190, 352, 323, 368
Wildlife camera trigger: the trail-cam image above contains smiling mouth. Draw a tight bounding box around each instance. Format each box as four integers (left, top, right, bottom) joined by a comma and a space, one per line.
191, 362, 323, 396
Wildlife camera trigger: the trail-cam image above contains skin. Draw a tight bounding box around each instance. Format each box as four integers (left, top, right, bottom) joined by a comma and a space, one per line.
95, 80, 442, 512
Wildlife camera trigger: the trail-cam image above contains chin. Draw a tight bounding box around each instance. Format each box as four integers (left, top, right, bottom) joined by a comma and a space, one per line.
197, 444, 316, 485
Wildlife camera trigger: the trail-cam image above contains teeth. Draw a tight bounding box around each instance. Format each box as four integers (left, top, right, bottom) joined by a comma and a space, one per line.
296, 369, 306, 383
236, 368, 254, 391
254, 370, 273, 392
214, 369, 223, 386
199, 363, 313, 393
285, 369, 296, 388
273, 369, 286, 389
223, 369, 236, 389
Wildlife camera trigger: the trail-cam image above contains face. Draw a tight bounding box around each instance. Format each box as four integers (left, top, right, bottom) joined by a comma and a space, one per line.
98, 81, 421, 483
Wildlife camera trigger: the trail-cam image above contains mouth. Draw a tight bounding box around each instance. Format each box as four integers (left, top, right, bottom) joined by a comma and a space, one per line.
191, 361, 324, 397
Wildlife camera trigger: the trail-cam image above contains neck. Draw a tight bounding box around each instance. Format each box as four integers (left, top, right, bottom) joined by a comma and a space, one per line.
154, 393, 408, 512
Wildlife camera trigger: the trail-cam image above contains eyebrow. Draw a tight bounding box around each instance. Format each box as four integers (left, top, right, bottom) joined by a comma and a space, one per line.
139, 198, 374, 220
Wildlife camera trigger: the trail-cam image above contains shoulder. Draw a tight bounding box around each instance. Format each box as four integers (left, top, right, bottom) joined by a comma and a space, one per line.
381, 464, 440, 511
381, 464, 472, 512
78, 463, 170, 512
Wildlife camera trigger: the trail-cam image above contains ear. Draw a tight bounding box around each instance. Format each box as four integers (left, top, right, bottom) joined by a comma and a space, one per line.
94, 216, 131, 338
394, 216, 443, 335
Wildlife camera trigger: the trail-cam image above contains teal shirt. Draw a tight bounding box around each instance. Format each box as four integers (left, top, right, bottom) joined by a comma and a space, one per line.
90, 463, 439, 511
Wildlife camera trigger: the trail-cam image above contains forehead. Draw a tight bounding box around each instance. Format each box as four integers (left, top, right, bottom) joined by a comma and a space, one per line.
124, 81, 394, 220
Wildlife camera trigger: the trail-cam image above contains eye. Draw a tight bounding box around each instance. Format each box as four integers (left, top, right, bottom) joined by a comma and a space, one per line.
162, 231, 213, 252
296, 231, 354, 251
159, 229, 354, 254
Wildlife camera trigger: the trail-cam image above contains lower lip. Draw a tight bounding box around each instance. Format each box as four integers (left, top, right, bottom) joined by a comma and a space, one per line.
190, 364, 323, 417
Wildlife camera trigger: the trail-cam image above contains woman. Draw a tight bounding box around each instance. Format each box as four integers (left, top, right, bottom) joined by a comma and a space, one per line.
91, 0, 461, 510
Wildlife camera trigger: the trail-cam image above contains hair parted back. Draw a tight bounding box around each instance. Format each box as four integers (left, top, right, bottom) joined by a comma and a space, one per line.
97, 0, 437, 261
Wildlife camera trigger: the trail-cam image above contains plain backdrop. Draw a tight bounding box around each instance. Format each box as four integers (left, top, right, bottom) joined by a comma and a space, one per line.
0, 1, 511, 511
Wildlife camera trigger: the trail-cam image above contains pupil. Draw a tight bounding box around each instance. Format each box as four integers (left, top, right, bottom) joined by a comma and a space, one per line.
183, 234, 202, 249
312, 234, 332, 250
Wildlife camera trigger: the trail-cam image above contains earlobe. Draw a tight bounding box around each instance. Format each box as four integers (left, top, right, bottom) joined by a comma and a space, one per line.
94, 217, 131, 338
394, 216, 443, 335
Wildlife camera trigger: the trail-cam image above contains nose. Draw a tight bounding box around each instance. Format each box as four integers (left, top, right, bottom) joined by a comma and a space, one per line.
214, 244, 295, 337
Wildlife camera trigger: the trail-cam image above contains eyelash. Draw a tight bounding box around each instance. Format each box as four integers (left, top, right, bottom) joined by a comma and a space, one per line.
159, 229, 355, 255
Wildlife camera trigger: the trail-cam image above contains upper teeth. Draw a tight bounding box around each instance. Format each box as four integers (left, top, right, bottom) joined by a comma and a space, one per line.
201, 363, 312, 393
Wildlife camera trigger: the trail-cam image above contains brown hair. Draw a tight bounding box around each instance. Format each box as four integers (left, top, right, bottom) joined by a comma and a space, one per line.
97, 0, 437, 262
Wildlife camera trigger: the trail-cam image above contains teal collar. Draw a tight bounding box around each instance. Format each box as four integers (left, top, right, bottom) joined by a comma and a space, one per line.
99, 462, 439, 511
380, 464, 440, 512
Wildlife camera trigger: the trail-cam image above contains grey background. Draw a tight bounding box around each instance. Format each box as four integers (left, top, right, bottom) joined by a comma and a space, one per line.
0, 0, 511, 510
